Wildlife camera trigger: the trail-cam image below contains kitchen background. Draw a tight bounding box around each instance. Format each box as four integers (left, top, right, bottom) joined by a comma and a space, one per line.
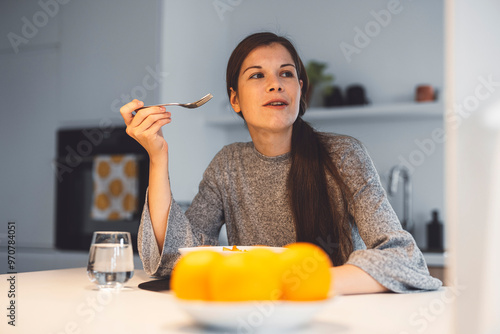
2, 1, 500, 332
1, 0, 445, 271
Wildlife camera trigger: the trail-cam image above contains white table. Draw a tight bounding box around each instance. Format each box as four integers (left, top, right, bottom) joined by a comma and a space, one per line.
0, 268, 452, 333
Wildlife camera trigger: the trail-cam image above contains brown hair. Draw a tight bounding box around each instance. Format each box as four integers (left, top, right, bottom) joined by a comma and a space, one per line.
226, 32, 353, 265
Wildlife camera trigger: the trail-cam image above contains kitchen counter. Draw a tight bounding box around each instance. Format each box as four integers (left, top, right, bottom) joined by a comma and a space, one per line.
423, 251, 447, 267
0, 268, 453, 333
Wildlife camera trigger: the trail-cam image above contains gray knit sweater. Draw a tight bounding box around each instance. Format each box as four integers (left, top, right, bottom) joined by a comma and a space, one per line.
138, 134, 442, 293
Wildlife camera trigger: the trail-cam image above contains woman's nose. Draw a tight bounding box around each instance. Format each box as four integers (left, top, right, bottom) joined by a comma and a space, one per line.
267, 76, 283, 92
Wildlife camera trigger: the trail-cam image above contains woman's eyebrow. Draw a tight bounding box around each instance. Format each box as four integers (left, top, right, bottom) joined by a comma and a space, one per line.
242, 65, 262, 74
242, 63, 296, 74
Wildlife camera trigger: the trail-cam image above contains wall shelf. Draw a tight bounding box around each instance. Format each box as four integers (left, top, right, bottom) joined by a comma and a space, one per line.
207, 101, 444, 126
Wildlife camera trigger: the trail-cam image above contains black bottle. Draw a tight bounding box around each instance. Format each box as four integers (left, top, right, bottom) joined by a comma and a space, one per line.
427, 210, 444, 252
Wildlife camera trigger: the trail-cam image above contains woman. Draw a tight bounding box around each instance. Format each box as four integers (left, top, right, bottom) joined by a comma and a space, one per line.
120, 32, 441, 294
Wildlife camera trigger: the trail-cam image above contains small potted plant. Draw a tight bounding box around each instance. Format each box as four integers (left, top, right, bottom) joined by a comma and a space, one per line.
305, 60, 334, 106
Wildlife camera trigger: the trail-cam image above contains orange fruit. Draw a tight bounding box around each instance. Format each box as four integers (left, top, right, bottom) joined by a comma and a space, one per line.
210, 248, 282, 301
279, 242, 333, 301
171, 250, 223, 300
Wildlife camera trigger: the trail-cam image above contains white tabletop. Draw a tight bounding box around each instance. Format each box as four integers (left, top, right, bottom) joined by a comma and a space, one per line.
0, 268, 452, 333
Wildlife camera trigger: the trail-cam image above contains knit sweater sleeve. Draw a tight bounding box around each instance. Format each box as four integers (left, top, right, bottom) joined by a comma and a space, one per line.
332, 136, 442, 293
138, 150, 226, 278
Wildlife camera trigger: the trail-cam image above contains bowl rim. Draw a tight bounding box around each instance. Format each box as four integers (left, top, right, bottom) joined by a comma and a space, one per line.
178, 245, 287, 254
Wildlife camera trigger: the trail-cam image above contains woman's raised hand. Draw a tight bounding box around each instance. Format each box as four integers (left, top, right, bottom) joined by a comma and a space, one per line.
120, 99, 171, 160
121, 100, 172, 249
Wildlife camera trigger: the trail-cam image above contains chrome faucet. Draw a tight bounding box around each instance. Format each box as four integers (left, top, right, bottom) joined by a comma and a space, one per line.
388, 165, 413, 233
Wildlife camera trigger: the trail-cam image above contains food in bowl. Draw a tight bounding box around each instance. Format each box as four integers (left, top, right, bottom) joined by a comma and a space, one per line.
178, 245, 285, 255
222, 245, 245, 252
172, 242, 333, 302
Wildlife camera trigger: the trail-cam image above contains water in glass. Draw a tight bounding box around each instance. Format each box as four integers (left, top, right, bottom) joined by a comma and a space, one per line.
87, 231, 134, 289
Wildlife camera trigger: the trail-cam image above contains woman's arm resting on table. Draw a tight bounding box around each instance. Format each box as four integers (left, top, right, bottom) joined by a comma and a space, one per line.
331, 264, 389, 295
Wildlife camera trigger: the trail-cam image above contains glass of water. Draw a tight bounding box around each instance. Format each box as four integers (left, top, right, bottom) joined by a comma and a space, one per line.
87, 231, 134, 289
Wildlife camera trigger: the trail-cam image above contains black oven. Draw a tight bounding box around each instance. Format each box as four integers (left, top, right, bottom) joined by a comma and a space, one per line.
54, 126, 148, 253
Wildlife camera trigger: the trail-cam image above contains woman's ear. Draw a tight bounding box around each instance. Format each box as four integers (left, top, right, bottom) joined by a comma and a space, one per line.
230, 87, 241, 114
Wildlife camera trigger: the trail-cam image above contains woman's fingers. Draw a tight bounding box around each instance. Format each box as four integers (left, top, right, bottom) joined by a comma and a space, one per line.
125, 110, 171, 143
135, 112, 171, 136
143, 116, 172, 137
130, 106, 166, 128
125, 113, 171, 156
120, 99, 172, 157
120, 99, 143, 125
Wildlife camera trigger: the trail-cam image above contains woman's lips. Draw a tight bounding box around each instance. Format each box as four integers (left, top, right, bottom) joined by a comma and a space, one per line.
263, 99, 289, 107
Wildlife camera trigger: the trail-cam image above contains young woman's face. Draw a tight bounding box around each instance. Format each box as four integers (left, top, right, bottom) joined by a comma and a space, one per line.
230, 43, 303, 137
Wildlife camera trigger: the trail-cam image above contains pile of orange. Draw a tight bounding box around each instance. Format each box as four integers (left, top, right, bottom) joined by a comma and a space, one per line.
170, 242, 333, 302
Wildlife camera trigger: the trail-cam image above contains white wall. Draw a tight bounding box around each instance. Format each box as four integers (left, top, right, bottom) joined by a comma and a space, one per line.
161, 0, 445, 249
448, 0, 500, 332
159, 1, 229, 202
0, 0, 159, 271
1, 1, 61, 249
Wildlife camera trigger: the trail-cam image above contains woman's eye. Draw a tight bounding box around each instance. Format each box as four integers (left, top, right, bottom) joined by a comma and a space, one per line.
249, 73, 264, 79
281, 71, 294, 78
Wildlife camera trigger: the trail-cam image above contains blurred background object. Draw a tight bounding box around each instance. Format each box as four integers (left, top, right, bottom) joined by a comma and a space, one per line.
416, 84, 435, 102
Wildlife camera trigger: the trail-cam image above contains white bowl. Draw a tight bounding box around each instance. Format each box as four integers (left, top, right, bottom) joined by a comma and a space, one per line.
174, 295, 337, 330
178, 245, 286, 256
